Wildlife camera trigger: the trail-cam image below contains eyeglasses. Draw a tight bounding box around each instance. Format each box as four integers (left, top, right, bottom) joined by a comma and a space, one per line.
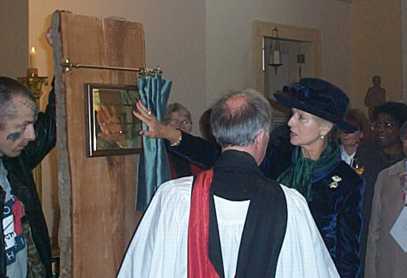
169, 119, 192, 127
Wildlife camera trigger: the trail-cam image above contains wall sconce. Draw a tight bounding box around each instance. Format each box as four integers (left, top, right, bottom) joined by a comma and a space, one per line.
268, 27, 283, 74
18, 47, 48, 102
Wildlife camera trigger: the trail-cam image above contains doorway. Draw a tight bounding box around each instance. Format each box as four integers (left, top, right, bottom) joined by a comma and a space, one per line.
252, 21, 321, 129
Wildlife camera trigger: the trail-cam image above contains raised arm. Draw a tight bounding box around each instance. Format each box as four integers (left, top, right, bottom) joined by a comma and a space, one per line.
133, 101, 221, 168
20, 85, 56, 169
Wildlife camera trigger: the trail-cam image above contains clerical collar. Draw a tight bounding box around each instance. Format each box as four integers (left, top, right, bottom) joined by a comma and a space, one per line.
212, 150, 263, 201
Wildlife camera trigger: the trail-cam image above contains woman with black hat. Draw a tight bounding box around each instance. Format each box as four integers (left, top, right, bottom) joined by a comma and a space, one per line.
133, 78, 363, 277
273, 78, 364, 278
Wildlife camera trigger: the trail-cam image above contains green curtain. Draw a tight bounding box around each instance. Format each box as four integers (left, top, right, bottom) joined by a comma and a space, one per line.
136, 74, 172, 212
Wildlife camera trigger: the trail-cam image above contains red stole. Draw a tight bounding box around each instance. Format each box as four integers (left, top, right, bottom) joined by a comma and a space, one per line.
187, 169, 219, 278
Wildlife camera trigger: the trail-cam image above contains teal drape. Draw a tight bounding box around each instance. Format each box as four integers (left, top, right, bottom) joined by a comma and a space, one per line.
136, 74, 172, 212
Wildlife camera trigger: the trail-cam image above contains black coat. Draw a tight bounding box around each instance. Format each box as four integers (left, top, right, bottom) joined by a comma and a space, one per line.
0, 89, 55, 277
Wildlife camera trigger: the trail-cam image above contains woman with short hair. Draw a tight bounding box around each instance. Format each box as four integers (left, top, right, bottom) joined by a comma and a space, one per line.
273, 78, 364, 278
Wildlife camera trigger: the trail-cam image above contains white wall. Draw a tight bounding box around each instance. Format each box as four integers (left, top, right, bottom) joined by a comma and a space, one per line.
30, 0, 352, 127
206, 0, 352, 105
0, 0, 28, 77
29, 0, 206, 134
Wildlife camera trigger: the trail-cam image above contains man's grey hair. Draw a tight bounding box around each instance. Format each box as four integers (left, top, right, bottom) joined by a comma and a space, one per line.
210, 89, 272, 147
0, 76, 36, 129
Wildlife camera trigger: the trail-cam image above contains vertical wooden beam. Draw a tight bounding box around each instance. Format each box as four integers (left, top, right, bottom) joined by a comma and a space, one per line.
53, 11, 144, 277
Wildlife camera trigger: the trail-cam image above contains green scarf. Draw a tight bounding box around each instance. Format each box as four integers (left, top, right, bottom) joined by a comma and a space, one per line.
277, 143, 340, 201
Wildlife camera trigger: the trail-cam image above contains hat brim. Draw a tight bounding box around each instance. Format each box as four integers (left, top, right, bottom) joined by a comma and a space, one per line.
274, 93, 358, 133
337, 121, 358, 133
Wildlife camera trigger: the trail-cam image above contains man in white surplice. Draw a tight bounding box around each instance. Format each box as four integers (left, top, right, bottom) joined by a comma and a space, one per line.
118, 89, 339, 278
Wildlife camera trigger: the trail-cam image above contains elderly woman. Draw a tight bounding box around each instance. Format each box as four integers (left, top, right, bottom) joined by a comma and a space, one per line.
133, 78, 363, 277
163, 102, 204, 178
164, 102, 193, 133
273, 78, 364, 277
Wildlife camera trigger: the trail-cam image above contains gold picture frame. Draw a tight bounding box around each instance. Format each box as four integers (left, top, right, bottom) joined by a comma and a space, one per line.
85, 83, 142, 157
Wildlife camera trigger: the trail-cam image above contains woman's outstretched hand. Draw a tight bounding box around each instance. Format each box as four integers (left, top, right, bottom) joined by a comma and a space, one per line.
133, 100, 182, 145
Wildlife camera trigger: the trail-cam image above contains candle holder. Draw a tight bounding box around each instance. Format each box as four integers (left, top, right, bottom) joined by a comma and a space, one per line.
18, 68, 48, 201
18, 68, 48, 102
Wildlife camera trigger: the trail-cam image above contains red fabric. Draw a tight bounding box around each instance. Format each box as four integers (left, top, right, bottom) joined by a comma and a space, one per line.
188, 169, 219, 278
169, 160, 177, 179
190, 164, 204, 176
168, 154, 204, 179
12, 199, 25, 235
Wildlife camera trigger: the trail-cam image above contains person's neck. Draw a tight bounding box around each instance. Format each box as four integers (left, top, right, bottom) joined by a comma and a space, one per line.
302, 140, 327, 161
343, 144, 357, 156
222, 146, 258, 164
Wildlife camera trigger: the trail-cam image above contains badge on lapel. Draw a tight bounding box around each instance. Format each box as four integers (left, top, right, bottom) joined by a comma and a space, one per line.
329, 175, 342, 189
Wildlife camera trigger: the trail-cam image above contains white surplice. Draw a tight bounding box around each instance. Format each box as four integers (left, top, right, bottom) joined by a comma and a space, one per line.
118, 176, 339, 278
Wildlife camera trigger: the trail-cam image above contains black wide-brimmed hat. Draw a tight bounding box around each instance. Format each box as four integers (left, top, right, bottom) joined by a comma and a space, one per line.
274, 78, 357, 133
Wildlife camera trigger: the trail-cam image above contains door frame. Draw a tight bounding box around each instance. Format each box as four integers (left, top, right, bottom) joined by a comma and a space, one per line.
252, 20, 321, 94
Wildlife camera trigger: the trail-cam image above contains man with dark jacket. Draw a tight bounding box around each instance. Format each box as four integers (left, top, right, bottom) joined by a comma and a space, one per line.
122, 89, 339, 277
0, 77, 55, 277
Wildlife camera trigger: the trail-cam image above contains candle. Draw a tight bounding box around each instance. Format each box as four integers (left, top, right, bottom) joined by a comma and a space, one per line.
29, 47, 36, 68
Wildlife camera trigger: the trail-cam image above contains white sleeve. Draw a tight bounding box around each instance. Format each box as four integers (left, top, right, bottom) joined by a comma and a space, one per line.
117, 177, 193, 278
275, 185, 340, 278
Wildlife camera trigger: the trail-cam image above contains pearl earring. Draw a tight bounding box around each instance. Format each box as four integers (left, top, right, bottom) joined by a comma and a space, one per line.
320, 134, 325, 140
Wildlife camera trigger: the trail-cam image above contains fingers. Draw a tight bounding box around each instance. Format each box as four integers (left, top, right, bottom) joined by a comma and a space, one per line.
133, 101, 168, 139
133, 109, 161, 138
96, 110, 107, 132
139, 129, 155, 137
97, 104, 124, 136
46, 27, 53, 46
135, 101, 152, 116
133, 101, 157, 124
97, 106, 111, 134
107, 105, 118, 119
99, 106, 108, 121
101, 105, 115, 120
132, 109, 151, 124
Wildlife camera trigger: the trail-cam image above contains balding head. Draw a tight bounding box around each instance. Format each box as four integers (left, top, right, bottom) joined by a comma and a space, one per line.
210, 89, 271, 148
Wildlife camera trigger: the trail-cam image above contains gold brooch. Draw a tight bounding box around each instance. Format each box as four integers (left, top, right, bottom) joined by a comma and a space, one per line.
329, 175, 342, 189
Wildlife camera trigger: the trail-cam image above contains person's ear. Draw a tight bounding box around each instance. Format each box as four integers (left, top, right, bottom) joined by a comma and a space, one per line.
255, 130, 270, 148
254, 129, 265, 142
319, 123, 333, 138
